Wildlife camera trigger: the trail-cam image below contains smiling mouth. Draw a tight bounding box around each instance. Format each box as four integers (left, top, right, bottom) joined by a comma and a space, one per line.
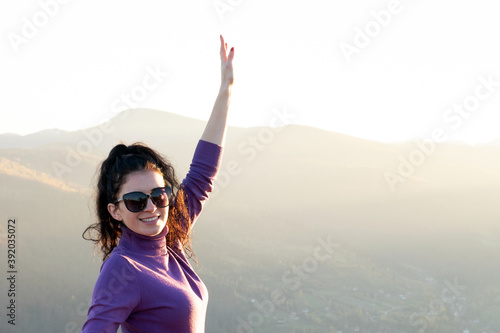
140, 216, 160, 223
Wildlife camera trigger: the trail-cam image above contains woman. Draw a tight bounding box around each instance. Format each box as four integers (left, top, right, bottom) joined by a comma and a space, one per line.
82, 35, 234, 333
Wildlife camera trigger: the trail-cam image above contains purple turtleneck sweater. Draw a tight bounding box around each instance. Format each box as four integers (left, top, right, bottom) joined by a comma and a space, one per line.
82, 140, 222, 333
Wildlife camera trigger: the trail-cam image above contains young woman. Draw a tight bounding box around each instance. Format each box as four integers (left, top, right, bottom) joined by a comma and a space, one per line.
82, 35, 234, 333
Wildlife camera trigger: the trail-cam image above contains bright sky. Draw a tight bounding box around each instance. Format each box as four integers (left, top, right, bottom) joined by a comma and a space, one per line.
1, 0, 500, 144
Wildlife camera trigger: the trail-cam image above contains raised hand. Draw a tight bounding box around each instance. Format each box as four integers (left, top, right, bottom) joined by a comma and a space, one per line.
220, 35, 234, 87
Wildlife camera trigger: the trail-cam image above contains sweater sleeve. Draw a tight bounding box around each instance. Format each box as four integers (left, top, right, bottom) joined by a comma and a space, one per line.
180, 140, 222, 227
82, 256, 140, 333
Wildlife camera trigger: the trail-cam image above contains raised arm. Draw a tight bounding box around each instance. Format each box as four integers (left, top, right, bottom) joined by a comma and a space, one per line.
200, 35, 235, 147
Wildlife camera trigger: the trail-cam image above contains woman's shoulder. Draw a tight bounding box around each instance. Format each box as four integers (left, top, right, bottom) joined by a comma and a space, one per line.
100, 249, 139, 274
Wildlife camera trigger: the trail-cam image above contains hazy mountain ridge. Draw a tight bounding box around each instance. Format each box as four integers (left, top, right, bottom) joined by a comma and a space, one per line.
2, 110, 500, 247
3, 109, 500, 195
0, 128, 76, 149
1, 109, 500, 332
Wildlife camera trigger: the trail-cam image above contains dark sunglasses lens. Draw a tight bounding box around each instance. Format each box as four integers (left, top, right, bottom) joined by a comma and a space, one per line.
123, 192, 147, 212
150, 187, 171, 208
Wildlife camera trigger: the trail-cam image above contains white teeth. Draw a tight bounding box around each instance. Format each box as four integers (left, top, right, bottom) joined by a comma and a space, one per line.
141, 216, 158, 223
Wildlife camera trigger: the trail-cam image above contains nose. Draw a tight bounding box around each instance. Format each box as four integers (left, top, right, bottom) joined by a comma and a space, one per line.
143, 197, 156, 212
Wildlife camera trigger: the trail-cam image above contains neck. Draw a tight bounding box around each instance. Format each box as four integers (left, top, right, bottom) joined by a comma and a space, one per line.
118, 224, 169, 256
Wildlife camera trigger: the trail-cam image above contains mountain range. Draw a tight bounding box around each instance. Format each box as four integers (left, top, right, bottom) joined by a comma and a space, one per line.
1, 109, 499, 332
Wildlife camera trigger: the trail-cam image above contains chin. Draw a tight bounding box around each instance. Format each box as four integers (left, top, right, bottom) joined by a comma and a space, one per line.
143, 222, 166, 237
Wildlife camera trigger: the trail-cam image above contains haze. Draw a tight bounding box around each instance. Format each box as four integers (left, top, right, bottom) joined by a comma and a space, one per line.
1, 0, 500, 144
1, 109, 500, 332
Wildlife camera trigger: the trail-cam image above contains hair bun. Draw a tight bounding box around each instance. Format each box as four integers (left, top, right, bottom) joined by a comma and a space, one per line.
103, 144, 130, 169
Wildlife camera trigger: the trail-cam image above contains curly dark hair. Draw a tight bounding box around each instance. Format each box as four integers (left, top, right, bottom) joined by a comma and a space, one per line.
82, 142, 193, 261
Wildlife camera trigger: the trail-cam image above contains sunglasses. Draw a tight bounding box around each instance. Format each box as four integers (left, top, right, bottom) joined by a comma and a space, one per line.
114, 187, 172, 212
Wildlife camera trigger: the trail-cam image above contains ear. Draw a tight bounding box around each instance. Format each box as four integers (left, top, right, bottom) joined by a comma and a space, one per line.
107, 203, 123, 221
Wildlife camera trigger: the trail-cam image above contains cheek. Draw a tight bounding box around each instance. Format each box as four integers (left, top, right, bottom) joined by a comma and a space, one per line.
121, 209, 140, 222
161, 207, 169, 219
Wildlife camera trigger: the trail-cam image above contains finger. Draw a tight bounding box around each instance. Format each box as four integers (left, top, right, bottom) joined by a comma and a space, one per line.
220, 35, 227, 61
228, 47, 235, 63
220, 35, 227, 53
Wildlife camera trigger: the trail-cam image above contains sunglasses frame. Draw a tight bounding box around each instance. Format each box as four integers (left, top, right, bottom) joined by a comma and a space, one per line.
114, 186, 172, 213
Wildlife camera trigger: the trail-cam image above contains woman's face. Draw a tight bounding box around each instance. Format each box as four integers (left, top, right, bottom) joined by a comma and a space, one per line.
108, 169, 169, 237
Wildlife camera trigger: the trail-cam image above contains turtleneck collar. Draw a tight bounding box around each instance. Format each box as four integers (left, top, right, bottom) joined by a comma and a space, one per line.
118, 223, 169, 256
